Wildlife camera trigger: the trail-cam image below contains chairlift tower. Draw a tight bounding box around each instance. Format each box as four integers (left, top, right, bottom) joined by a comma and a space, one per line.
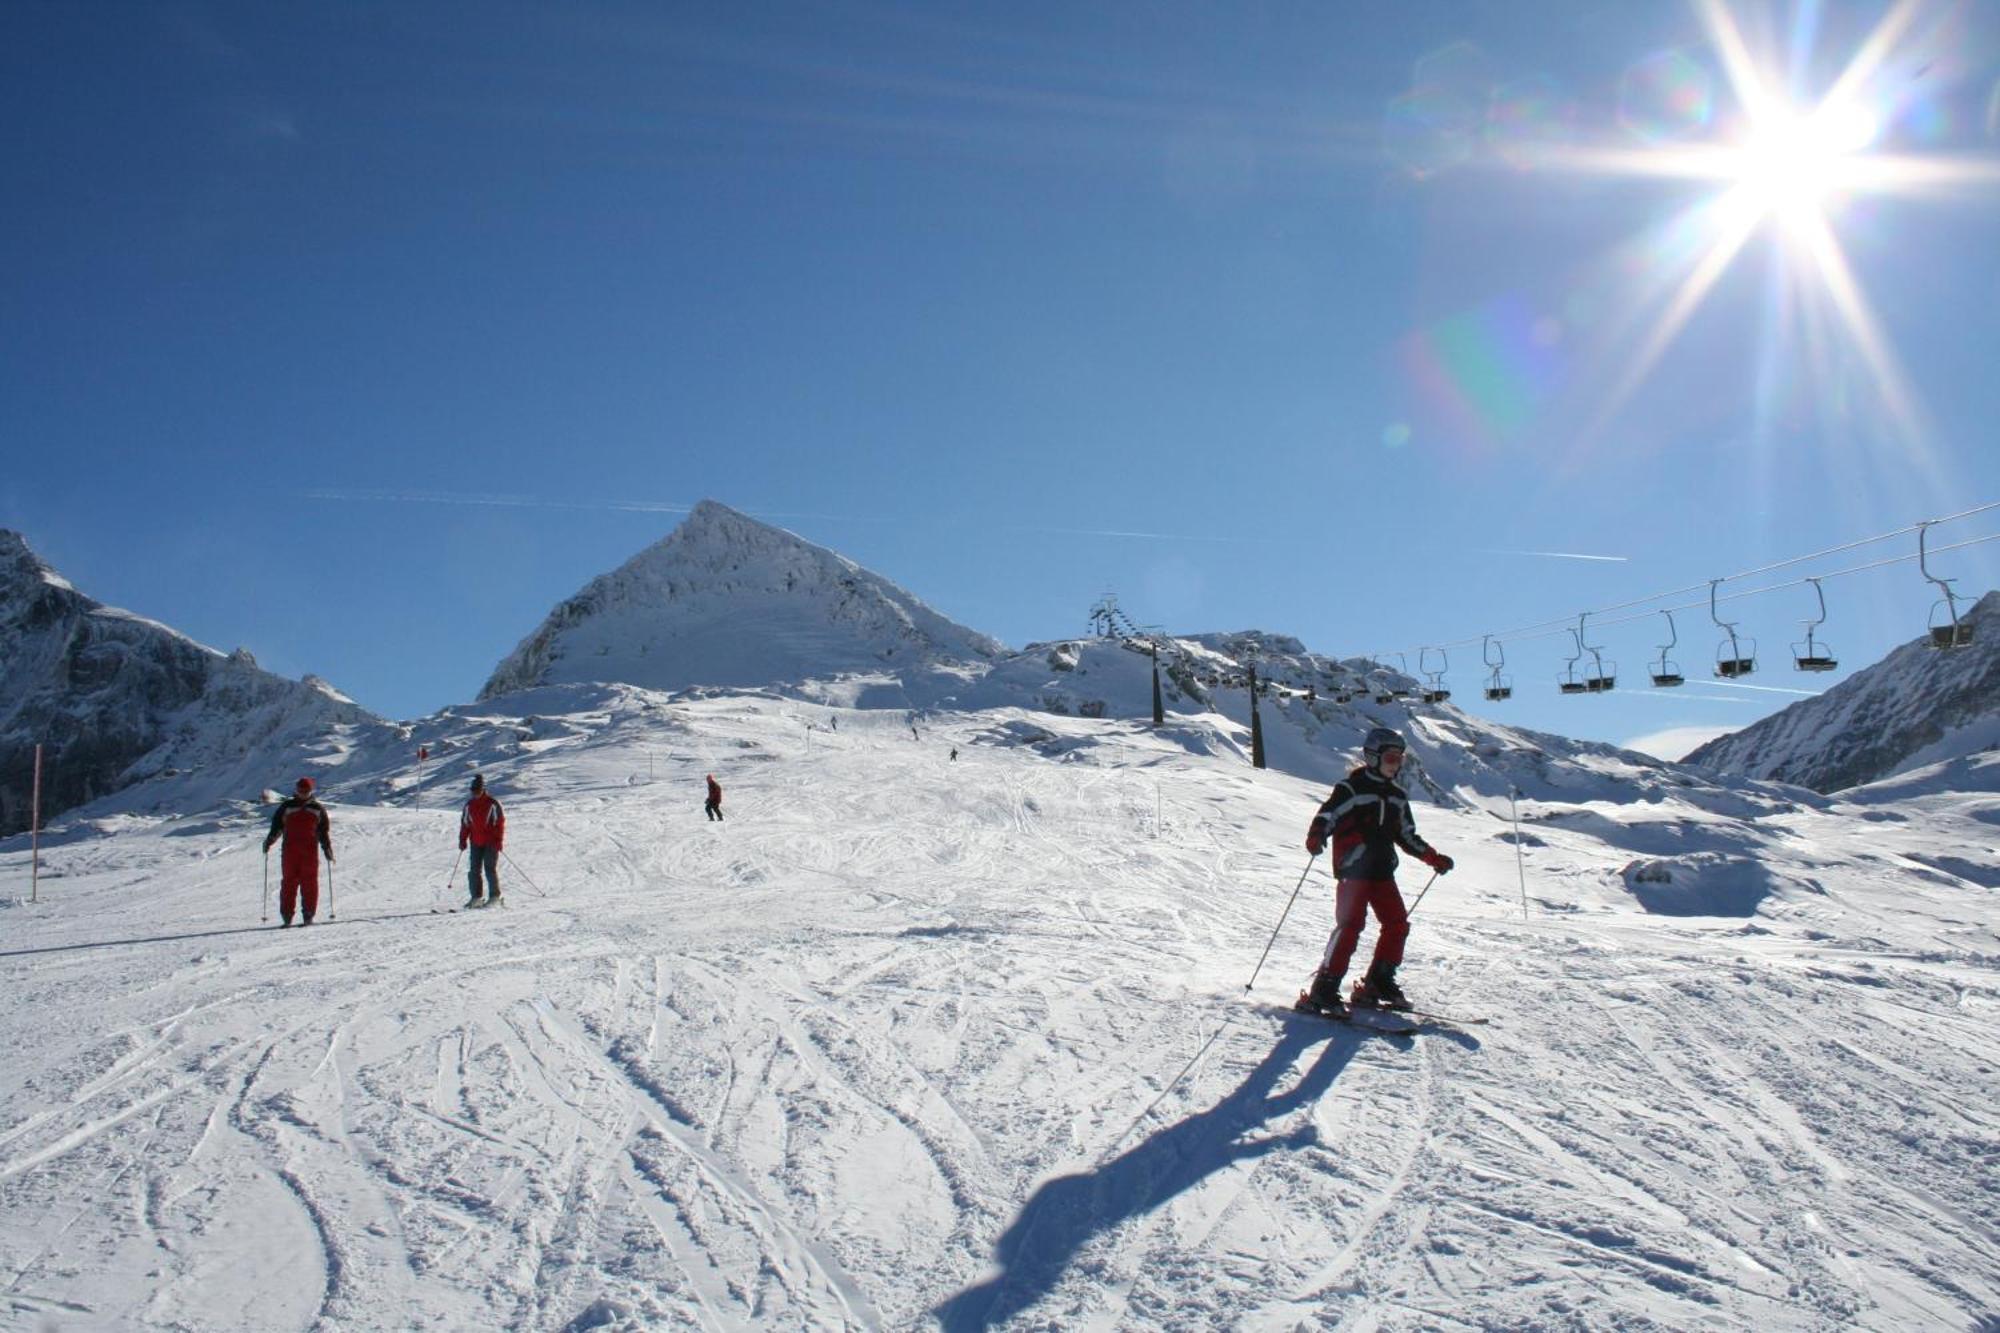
1087, 593, 1121, 639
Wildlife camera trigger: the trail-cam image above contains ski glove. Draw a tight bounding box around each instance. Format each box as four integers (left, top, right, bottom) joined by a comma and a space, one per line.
1423, 851, 1454, 874
1305, 817, 1327, 856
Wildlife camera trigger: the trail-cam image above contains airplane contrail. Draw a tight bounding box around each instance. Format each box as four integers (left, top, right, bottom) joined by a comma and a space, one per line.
1702, 679, 1825, 697
1482, 549, 1631, 563
302, 489, 1269, 543
304, 488, 701, 514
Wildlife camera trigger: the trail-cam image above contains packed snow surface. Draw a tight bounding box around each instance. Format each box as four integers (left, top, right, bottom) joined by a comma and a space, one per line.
3, 688, 1997, 1331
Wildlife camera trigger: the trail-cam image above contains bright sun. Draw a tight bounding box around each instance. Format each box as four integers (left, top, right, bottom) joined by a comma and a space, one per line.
1530, 0, 2000, 448
1731, 103, 1880, 224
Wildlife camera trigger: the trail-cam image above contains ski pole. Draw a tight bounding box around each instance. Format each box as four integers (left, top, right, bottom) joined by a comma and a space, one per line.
327, 857, 336, 920
500, 849, 545, 897
261, 850, 270, 923
440, 846, 463, 911
1405, 870, 1441, 919
1243, 851, 1319, 993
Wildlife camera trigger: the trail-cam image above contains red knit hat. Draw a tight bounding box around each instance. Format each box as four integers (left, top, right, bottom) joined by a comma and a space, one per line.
295, 776, 315, 793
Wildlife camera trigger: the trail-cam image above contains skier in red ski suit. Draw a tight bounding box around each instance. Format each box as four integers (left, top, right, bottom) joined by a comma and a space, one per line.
705, 774, 723, 822
1301, 727, 1452, 1013
460, 774, 506, 907
264, 777, 333, 927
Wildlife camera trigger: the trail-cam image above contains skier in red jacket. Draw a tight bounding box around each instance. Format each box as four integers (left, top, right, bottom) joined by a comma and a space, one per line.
263, 777, 333, 927
1298, 727, 1452, 1016
705, 774, 723, 821
460, 774, 506, 908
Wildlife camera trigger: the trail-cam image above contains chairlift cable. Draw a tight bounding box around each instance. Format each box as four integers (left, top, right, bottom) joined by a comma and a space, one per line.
1364, 509, 2000, 665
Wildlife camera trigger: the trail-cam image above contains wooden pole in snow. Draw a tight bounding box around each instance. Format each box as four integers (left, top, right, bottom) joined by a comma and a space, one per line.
1511, 786, 1529, 920
30, 744, 42, 904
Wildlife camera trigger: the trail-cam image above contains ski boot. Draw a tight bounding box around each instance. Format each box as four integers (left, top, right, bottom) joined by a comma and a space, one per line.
1294, 970, 1349, 1019
1351, 961, 1412, 1011
486, 892, 504, 908
466, 895, 485, 910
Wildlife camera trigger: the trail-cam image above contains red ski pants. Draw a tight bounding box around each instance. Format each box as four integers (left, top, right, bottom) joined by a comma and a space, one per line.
280, 843, 320, 921
1317, 878, 1408, 979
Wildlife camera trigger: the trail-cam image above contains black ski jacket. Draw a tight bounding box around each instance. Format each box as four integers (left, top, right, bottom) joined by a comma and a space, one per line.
1308, 765, 1436, 881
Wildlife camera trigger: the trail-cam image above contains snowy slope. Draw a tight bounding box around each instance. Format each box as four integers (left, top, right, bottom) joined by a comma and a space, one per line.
1686, 590, 2000, 792
3, 687, 1995, 1331
0, 530, 391, 837
480, 502, 1005, 705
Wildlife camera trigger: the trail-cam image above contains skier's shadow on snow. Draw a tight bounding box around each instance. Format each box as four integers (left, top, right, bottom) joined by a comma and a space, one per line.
934, 1017, 1408, 1331
0, 910, 438, 959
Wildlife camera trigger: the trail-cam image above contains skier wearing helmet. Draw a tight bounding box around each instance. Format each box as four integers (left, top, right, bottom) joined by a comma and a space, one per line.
460, 774, 506, 908
263, 776, 333, 927
1298, 726, 1453, 1015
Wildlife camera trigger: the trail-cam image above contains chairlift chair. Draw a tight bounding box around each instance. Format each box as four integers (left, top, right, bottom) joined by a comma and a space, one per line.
1419, 646, 1451, 704
1710, 579, 1757, 678
1919, 520, 1974, 649
1578, 612, 1616, 692
1791, 577, 1839, 672
1650, 609, 1685, 687
1557, 628, 1589, 695
1482, 634, 1513, 701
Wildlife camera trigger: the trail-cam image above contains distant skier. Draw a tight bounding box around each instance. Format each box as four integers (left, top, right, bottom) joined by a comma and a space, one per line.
705, 774, 723, 821
1298, 726, 1453, 1015
949, 747, 959, 762
263, 777, 333, 927
460, 774, 506, 907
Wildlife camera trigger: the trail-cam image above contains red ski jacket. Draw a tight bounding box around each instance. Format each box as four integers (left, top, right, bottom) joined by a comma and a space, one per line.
706, 777, 722, 805
265, 797, 332, 858
460, 792, 505, 849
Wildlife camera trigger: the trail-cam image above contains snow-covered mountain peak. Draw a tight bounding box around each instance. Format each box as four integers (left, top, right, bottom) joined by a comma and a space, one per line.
479, 501, 1005, 702
0, 528, 75, 607
1687, 589, 2000, 792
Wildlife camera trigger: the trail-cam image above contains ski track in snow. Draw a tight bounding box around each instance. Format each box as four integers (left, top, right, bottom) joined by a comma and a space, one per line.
2, 696, 1998, 1330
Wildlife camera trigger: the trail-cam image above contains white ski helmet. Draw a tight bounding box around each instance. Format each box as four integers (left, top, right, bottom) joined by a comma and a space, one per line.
1362, 726, 1407, 766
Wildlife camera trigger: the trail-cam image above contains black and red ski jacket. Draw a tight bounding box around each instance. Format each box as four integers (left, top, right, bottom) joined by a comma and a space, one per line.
265, 797, 332, 858
1307, 765, 1436, 881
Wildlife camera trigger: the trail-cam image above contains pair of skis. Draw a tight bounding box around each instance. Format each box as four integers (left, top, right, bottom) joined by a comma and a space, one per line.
1287, 992, 1488, 1037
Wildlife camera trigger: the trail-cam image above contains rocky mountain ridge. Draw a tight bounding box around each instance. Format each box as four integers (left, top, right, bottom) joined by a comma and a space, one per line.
1686, 591, 2000, 793
0, 530, 387, 835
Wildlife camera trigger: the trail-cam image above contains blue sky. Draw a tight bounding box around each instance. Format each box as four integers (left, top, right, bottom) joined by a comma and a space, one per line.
5, 1, 1998, 756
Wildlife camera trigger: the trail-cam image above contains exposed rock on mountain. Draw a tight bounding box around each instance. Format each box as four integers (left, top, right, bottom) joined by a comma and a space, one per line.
0, 530, 382, 835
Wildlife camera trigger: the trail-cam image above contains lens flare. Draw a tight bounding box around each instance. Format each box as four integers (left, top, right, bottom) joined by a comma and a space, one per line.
1517, 0, 2000, 455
